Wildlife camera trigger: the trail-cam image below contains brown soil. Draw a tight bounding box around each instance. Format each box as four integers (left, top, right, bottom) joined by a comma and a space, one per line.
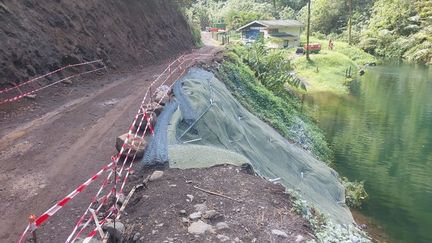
0, 37, 219, 242
121, 164, 314, 243
0, 0, 195, 87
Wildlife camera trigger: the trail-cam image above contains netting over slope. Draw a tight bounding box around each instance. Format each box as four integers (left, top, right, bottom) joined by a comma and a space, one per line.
144, 68, 353, 224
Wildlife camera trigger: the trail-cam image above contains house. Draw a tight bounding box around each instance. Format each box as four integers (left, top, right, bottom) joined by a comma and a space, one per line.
236, 20, 304, 48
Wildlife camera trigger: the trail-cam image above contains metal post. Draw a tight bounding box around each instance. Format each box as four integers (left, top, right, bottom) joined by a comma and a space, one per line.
29, 214, 37, 243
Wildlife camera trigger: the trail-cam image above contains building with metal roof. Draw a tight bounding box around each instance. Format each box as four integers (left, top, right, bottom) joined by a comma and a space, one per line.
237, 20, 305, 48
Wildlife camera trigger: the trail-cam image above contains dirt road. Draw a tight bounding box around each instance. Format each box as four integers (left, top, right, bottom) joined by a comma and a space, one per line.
0, 35, 219, 242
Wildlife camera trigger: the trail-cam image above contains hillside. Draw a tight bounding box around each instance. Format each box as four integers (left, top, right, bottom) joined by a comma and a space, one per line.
0, 0, 195, 87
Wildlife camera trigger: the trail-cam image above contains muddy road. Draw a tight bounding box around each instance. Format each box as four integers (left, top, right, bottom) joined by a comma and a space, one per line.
0, 37, 218, 242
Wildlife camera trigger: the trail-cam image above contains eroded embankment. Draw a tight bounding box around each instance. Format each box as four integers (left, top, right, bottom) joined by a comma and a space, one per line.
143, 68, 353, 225
0, 0, 194, 86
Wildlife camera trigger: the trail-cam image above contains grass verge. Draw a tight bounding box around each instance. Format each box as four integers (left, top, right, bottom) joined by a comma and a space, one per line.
291, 36, 378, 94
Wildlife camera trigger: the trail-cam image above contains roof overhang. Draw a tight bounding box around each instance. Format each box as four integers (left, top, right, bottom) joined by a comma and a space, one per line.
236, 21, 268, 32
237, 20, 305, 32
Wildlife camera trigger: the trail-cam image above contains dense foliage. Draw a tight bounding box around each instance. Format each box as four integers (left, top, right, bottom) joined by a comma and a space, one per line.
360, 0, 432, 63
341, 177, 368, 208
231, 39, 307, 93
180, 0, 431, 64
180, 0, 304, 30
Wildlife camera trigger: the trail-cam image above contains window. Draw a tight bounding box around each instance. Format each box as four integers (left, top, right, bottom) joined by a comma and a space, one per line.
268, 28, 279, 34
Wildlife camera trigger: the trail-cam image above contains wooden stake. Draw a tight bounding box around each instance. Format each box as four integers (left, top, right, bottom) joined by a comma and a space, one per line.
89, 209, 105, 238
193, 185, 242, 203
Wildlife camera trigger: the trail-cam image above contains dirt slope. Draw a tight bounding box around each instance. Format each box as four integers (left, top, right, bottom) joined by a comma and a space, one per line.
120, 165, 314, 243
0, 37, 218, 243
0, 0, 195, 87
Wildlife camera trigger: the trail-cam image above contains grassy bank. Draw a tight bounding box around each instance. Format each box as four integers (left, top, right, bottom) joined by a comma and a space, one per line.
211, 46, 370, 241
213, 45, 332, 163
292, 37, 377, 94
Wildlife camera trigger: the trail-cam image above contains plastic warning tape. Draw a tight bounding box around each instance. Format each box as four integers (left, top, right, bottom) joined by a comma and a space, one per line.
63, 55, 188, 242
18, 163, 112, 243
64, 171, 113, 243
0, 59, 103, 94
69, 56, 195, 242
18, 53, 209, 242
1, 66, 105, 105
79, 57, 200, 242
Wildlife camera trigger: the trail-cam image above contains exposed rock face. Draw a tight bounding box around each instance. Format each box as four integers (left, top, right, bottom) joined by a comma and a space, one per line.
0, 0, 195, 87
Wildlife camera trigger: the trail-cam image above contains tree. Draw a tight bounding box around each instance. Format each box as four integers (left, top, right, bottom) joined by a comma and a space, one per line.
306, 0, 311, 61
348, 0, 353, 45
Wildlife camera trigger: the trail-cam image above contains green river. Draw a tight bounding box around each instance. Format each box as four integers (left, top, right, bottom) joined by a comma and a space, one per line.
305, 63, 432, 243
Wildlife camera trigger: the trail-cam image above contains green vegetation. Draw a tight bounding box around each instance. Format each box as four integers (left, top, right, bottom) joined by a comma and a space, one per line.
293, 52, 357, 94
360, 0, 432, 64
297, 0, 432, 64
214, 43, 332, 163
292, 36, 377, 94
181, 0, 431, 64
289, 189, 371, 242
341, 177, 368, 208
190, 24, 203, 47
178, 0, 305, 30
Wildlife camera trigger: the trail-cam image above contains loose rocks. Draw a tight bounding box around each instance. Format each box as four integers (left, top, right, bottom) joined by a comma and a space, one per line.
215, 222, 229, 231
188, 212, 202, 220
217, 234, 230, 242
149, 170, 164, 181
187, 220, 213, 235
115, 133, 148, 159
193, 204, 207, 213
271, 229, 288, 238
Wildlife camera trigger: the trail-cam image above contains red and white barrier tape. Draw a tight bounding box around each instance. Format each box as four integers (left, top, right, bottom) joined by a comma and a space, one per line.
18, 53, 210, 242
1, 66, 105, 105
63, 55, 189, 242
79, 56, 199, 242
69, 56, 195, 241
18, 163, 112, 243
0, 59, 103, 94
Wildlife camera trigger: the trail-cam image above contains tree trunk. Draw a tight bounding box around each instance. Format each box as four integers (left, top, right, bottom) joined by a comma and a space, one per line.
348, 0, 352, 45
306, 0, 311, 61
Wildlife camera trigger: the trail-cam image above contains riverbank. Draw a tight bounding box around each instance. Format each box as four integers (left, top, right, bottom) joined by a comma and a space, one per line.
215, 44, 332, 163
303, 62, 432, 243
291, 37, 377, 94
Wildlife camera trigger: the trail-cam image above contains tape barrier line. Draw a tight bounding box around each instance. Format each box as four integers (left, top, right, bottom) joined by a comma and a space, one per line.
18, 54, 210, 242
80, 57, 200, 242
64, 55, 192, 242
0, 59, 103, 94
1, 66, 106, 105
18, 163, 112, 243
70, 57, 197, 242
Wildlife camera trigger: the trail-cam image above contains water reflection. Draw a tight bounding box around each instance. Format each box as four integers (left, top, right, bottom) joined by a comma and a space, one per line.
305, 63, 432, 243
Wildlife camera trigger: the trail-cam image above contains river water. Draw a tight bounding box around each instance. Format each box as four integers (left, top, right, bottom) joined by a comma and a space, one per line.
305, 63, 432, 243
